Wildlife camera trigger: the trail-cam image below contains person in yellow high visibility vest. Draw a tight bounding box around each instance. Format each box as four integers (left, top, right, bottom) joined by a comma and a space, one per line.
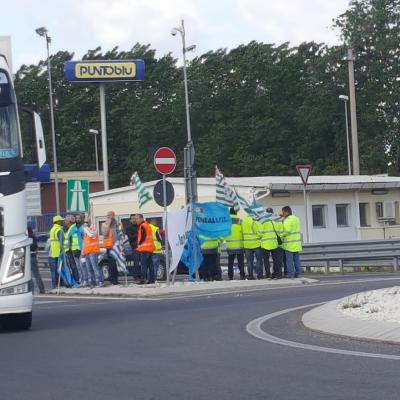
281, 206, 303, 278
199, 235, 221, 281
149, 219, 163, 281
64, 215, 81, 284
241, 215, 263, 279
48, 215, 64, 289
223, 208, 245, 280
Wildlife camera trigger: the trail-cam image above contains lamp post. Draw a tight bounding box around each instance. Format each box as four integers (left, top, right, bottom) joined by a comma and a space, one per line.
35, 26, 60, 214
339, 95, 352, 175
171, 20, 197, 204
88, 129, 99, 173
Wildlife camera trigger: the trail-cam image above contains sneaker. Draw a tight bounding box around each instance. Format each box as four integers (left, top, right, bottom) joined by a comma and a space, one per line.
97, 283, 104, 288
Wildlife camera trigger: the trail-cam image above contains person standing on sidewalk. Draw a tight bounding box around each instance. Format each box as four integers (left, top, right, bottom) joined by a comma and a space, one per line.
241, 215, 263, 279
281, 206, 303, 278
101, 211, 119, 285
28, 226, 45, 294
48, 215, 65, 289
149, 219, 163, 281
224, 208, 245, 280
125, 213, 141, 282
83, 217, 104, 288
136, 214, 156, 284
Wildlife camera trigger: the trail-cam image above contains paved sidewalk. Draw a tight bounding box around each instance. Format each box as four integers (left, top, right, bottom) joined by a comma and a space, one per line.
49, 277, 318, 298
302, 299, 400, 344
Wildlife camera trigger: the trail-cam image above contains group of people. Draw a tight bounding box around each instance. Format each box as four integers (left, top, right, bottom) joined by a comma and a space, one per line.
32, 205, 300, 291
199, 206, 302, 281
47, 213, 104, 289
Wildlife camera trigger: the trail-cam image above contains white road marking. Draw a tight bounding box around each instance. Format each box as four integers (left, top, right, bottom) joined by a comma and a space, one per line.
246, 303, 400, 361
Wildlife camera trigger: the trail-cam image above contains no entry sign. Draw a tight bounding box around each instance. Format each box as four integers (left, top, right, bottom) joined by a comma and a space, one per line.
154, 147, 176, 175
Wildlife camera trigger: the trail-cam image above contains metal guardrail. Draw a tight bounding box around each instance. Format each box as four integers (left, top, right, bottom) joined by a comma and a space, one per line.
301, 239, 400, 274
38, 239, 400, 275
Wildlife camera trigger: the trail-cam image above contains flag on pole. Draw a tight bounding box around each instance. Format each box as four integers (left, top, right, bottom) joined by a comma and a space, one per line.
215, 166, 240, 213
235, 190, 274, 223
130, 171, 153, 208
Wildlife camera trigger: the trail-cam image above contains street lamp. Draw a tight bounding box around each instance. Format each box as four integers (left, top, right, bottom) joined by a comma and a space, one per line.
35, 26, 60, 214
171, 19, 197, 204
339, 94, 352, 175
88, 129, 99, 173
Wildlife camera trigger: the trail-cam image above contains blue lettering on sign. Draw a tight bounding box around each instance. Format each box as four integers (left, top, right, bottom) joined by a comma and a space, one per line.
0, 148, 17, 158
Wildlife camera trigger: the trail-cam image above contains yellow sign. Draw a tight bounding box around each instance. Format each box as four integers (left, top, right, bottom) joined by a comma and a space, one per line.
75, 62, 137, 80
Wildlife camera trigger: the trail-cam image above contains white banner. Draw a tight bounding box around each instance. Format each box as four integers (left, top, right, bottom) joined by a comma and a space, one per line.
167, 206, 192, 273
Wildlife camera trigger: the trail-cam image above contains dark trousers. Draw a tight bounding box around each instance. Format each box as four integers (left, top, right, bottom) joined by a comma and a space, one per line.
66, 251, 80, 283
282, 250, 287, 276
31, 254, 45, 293
262, 250, 272, 277
199, 253, 218, 281
140, 252, 154, 283
245, 248, 263, 279
227, 253, 245, 279
271, 248, 284, 278
132, 249, 141, 279
107, 249, 119, 284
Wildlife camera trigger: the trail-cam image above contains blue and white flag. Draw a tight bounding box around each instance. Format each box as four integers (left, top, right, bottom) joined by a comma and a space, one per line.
180, 232, 203, 279
193, 202, 232, 238
58, 253, 79, 288
235, 190, 274, 223
215, 166, 240, 213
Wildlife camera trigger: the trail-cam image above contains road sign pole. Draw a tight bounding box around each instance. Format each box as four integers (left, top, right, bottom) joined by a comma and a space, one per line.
99, 84, 109, 191
162, 174, 170, 286
303, 185, 309, 244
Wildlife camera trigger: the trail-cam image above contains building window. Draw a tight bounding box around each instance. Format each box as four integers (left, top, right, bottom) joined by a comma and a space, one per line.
359, 203, 369, 227
376, 202, 383, 219
312, 205, 326, 228
336, 204, 349, 227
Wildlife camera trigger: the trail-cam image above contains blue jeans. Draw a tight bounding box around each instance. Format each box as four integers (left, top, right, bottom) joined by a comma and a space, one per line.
245, 248, 264, 278
285, 251, 301, 278
49, 257, 59, 289
152, 253, 161, 281
140, 252, 154, 282
85, 253, 103, 285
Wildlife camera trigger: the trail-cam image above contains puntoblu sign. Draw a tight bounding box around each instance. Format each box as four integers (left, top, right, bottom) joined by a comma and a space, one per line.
64, 59, 145, 83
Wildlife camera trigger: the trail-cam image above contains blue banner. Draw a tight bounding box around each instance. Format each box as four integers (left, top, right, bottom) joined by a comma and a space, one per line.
193, 202, 232, 238
180, 232, 203, 280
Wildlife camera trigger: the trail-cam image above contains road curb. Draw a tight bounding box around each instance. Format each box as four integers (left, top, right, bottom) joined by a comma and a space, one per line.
302, 298, 400, 344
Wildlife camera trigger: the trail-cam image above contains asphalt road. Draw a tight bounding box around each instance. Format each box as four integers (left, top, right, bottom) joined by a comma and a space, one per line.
2, 275, 400, 400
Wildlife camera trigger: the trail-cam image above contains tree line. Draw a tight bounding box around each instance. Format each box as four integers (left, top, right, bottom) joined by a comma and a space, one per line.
14, 0, 400, 188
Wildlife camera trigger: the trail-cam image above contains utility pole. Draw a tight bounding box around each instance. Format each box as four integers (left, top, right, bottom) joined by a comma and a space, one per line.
347, 48, 360, 175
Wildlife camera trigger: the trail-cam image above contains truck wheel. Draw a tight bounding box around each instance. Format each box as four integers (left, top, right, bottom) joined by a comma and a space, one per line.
1, 312, 32, 331
157, 263, 167, 281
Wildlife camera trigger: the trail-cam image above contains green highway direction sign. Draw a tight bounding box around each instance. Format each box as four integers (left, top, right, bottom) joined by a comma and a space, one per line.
66, 179, 89, 212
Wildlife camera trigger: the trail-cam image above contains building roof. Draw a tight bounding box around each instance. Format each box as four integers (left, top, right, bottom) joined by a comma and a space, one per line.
49, 171, 104, 183
90, 175, 400, 198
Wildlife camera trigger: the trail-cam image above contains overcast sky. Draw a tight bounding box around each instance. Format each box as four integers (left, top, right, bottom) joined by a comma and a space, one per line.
3, 0, 351, 72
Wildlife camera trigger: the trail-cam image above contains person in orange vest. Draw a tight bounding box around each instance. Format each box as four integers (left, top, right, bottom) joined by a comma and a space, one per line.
101, 211, 119, 285
136, 214, 156, 284
83, 216, 104, 288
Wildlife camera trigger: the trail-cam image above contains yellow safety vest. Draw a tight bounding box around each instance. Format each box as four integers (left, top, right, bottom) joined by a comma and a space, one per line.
273, 220, 284, 248
258, 220, 278, 250
241, 216, 260, 249
199, 235, 220, 254
224, 215, 243, 253
282, 215, 302, 252
49, 224, 64, 258
150, 224, 162, 254
64, 224, 80, 252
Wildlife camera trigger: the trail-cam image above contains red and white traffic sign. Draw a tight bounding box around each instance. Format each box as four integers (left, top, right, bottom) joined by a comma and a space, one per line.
154, 147, 176, 175
296, 164, 312, 186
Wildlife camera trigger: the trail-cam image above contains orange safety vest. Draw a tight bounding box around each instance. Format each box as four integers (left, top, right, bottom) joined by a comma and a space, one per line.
137, 221, 156, 253
83, 226, 100, 256
102, 224, 114, 249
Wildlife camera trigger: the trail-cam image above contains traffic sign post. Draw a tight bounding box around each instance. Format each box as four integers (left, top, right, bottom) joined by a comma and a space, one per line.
66, 179, 89, 212
153, 147, 176, 285
296, 165, 312, 243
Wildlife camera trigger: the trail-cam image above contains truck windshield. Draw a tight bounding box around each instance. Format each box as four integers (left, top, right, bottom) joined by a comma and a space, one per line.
0, 71, 20, 159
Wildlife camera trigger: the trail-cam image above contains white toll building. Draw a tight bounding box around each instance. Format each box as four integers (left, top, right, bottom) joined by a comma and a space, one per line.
89, 175, 400, 243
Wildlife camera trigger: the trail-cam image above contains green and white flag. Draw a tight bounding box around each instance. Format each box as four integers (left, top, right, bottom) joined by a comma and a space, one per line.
130, 171, 152, 208
215, 166, 240, 213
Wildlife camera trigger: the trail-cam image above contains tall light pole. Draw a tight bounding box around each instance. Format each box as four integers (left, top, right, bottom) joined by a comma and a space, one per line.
339, 95, 351, 175
35, 27, 60, 214
347, 48, 360, 175
88, 129, 99, 173
171, 20, 197, 204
